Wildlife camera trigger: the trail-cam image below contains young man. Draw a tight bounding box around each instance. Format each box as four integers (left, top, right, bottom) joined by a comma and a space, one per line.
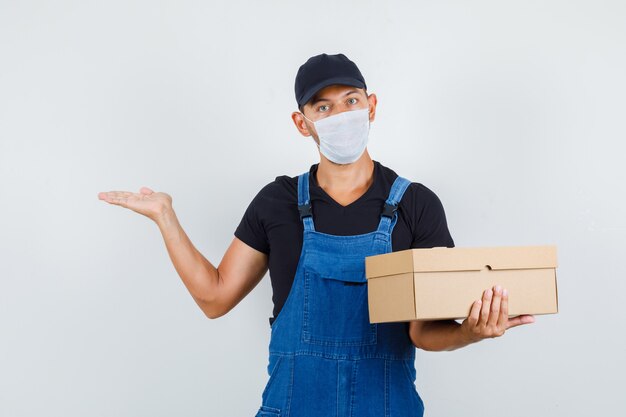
98, 53, 534, 417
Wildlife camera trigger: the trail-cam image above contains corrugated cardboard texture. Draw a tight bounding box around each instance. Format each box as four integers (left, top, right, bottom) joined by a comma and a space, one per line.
365, 246, 558, 322
368, 272, 415, 323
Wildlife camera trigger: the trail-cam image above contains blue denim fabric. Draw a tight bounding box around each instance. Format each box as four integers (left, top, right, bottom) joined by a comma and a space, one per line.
255, 172, 424, 417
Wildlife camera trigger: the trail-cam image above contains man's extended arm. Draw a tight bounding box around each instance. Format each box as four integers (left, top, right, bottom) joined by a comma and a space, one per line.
99, 187, 269, 319
156, 209, 268, 319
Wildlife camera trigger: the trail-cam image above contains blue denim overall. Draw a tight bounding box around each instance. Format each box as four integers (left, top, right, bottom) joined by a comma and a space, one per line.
255, 172, 424, 417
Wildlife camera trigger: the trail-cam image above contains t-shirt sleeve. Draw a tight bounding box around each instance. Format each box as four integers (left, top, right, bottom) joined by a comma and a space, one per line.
234, 186, 271, 255
409, 183, 455, 249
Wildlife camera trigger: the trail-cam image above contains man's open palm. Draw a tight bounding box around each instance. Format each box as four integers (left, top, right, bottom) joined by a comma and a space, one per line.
98, 187, 172, 222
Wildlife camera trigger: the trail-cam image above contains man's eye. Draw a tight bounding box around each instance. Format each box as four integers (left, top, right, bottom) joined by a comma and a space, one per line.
348, 98, 358, 104
318, 105, 329, 112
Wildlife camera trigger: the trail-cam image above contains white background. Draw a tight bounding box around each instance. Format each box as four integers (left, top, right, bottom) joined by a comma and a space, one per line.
1, 1, 625, 416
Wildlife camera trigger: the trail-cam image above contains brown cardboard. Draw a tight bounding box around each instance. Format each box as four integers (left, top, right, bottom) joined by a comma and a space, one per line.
365, 245, 558, 323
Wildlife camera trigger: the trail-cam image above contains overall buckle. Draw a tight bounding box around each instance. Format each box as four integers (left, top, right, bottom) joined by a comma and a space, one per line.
381, 203, 397, 218
298, 203, 312, 219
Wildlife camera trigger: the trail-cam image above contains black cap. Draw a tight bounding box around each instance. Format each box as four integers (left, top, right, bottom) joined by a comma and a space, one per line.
294, 53, 367, 108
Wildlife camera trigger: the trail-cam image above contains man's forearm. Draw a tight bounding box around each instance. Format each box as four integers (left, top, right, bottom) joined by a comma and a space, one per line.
409, 320, 478, 352
155, 209, 220, 309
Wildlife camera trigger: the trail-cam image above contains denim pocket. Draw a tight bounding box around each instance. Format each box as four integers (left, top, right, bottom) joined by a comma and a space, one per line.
261, 354, 283, 401
259, 354, 292, 413
302, 252, 377, 346
254, 405, 281, 417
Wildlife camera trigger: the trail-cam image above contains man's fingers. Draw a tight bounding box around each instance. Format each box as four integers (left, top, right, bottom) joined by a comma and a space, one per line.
496, 288, 509, 328
100, 191, 127, 199
99, 191, 135, 207
487, 285, 501, 327
506, 316, 524, 329
98, 188, 165, 222
506, 314, 535, 329
479, 288, 492, 325
107, 192, 128, 202
467, 299, 482, 327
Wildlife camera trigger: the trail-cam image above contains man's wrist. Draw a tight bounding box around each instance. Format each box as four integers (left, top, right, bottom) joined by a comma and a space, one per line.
155, 207, 177, 230
458, 322, 482, 347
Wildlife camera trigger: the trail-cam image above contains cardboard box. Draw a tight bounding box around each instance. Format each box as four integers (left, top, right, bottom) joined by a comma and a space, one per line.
365, 245, 558, 323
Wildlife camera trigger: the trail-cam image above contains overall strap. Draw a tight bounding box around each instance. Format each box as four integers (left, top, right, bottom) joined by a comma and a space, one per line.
297, 172, 315, 231
376, 175, 412, 234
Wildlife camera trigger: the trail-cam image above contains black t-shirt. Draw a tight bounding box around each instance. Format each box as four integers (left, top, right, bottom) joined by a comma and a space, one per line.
235, 160, 455, 325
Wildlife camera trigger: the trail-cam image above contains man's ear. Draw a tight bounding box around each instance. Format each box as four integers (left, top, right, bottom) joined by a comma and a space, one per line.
367, 93, 378, 123
292, 111, 312, 137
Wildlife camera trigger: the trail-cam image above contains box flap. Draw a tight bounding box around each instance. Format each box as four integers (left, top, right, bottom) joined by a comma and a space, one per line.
366, 245, 557, 277
410, 246, 557, 272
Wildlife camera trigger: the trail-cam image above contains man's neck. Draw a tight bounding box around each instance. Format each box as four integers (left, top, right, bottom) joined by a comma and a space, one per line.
315, 151, 375, 206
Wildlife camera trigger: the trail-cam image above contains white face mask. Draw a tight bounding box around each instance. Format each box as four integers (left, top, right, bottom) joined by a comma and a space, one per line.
303, 107, 370, 165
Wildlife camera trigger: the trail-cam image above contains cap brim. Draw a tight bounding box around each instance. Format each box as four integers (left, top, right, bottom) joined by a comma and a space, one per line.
298, 77, 367, 108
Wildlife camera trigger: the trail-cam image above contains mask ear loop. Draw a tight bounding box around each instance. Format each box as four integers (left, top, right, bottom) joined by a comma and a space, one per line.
301, 112, 314, 124
300, 112, 320, 149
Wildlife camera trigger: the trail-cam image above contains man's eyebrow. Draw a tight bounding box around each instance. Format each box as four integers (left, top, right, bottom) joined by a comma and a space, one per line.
309, 96, 329, 106
310, 89, 360, 106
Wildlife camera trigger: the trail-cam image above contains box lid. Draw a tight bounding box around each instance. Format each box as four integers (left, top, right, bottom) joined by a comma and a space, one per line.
365, 245, 558, 278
